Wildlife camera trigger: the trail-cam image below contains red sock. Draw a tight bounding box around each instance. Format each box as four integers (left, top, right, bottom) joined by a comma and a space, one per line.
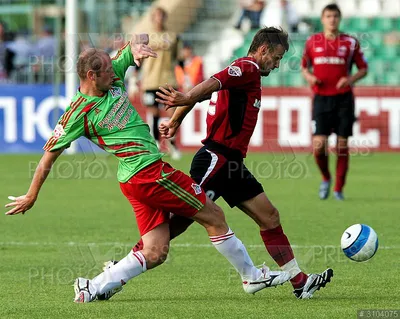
334, 146, 349, 192
314, 152, 331, 181
132, 239, 144, 252
260, 226, 307, 288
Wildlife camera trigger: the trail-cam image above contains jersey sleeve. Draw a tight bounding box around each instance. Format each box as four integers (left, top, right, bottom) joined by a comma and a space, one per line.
111, 42, 135, 80
211, 60, 258, 90
301, 37, 313, 69
352, 40, 368, 70
43, 105, 85, 152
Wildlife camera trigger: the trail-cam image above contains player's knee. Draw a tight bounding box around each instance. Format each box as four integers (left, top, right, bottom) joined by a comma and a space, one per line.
204, 202, 227, 230
142, 244, 170, 267
212, 204, 227, 228
313, 138, 327, 156
259, 206, 281, 229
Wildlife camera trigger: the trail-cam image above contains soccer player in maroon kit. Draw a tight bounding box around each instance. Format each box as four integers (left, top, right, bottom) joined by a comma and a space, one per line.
301, 3, 368, 200
129, 27, 333, 299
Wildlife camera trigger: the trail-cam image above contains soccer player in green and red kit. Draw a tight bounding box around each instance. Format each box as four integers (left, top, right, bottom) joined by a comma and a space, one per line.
5, 34, 290, 303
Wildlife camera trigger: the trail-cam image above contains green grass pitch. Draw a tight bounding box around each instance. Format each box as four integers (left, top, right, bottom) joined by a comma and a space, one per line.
1, 152, 399, 319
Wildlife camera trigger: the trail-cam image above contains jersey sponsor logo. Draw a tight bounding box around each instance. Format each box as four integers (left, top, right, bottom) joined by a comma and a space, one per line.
253, 99, 261, 109
228, 65, 242, 77
53, 124, 66, 139
99, 93, 132, 131
110, 86, 122, 98
314, 56, 346, 65
314, 47, 324, 52
191, 183, 202, 195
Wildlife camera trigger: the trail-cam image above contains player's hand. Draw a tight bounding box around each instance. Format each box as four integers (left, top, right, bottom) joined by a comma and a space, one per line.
159, 120, 180, 139
336, 77, 351, 89
307, 74, 322, 86
130, 34, 157, 67
5, 195, 36, 216
156, 85, 190, 110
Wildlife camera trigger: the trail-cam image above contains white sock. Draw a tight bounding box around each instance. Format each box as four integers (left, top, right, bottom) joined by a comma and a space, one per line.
281, 258, 301, 279
92, 251, 147, 295
210, 229, 262, 281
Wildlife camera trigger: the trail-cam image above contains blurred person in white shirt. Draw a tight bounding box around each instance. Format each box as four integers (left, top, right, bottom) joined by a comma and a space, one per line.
281, 0, 299, 33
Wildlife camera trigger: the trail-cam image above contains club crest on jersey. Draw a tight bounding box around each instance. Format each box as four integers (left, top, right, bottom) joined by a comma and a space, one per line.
110, 86, 122, 98
338, 46, 347, 56
53, 124, 66, 139
228, 65, 242, 77
191, 183, 202, 195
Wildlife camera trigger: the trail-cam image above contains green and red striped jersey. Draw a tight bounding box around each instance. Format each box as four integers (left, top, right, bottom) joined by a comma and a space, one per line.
43, 42, 162, 182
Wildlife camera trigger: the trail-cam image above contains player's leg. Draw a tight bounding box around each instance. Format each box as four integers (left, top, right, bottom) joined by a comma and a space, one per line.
133, 214, 194, 252
333, 92, 355, 200
238, 193, 333, 299
224, 163, 333, 299
238, 193, 308, 285
150, 161, 290, 292
223, 162, 308, 288
334, 136, 349, 200
85, 223, 170, 302
75, 221, 170, 303
192, 196, 290, 292
312, 94, 333, 199
74, 168, 173, 303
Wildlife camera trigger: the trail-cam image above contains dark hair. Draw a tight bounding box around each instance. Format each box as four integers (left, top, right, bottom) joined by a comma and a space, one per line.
77, 48, 108, 79
248, 27, 289, 54
322, 3, 342, 17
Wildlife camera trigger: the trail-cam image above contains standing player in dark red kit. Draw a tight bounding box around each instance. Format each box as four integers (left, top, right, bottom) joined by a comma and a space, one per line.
301, 3, 368, 200
132, 27, 333, 300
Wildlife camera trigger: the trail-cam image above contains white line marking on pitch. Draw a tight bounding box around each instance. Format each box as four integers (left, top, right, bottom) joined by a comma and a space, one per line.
0, 242, 397, 250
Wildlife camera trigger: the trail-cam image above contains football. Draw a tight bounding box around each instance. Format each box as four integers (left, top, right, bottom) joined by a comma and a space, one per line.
341, 224, 379, 262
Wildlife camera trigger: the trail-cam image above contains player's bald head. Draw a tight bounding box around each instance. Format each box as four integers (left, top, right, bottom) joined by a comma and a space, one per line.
77, 48, 110, 80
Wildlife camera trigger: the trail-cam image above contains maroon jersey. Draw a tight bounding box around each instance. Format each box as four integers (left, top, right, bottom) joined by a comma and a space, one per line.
302, 33, 368, 96
202, 57, 261, 158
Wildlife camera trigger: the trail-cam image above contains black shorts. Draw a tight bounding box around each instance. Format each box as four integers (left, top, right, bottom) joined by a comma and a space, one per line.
312, 91, 356, 137
190, 142, 264, 208
142, 90, 160, 108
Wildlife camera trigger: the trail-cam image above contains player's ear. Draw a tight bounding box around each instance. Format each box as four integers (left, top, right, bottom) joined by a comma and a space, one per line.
87, 70, 95, 81
261, 44, 271, 55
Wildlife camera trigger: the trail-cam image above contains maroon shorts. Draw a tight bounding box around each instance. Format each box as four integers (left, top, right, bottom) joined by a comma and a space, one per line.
120, 160, 206, 236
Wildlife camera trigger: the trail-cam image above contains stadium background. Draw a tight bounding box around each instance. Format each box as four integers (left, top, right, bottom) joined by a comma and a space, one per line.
0, 0, 399, 153
0, 1, 399, 318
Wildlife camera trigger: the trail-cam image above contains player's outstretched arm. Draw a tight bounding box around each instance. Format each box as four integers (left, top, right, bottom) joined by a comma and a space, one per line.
5, 149, 64, 216
156, 78, 220, 109
130, 34, 157, 67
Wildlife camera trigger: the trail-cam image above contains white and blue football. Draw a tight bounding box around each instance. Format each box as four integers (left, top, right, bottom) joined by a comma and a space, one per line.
340, 224, 379, 262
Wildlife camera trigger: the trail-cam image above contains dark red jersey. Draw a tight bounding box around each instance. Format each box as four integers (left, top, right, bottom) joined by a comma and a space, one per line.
302, 33, 368, 96
202, 57, 261, 158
